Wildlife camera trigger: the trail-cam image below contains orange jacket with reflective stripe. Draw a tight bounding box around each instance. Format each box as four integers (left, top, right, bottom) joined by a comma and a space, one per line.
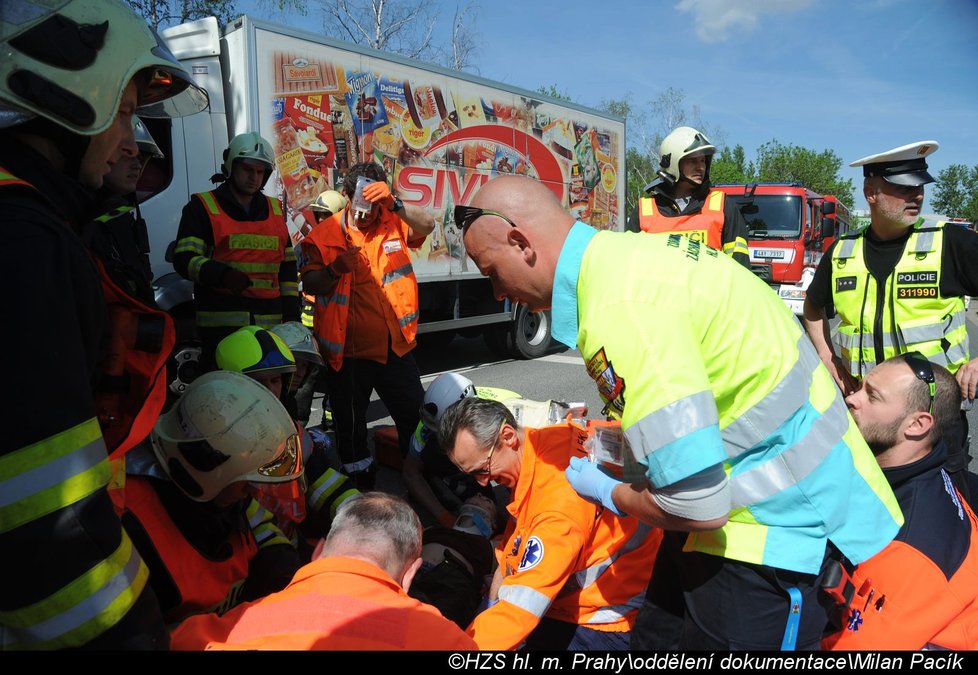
197, 190, 289, 300
124, 476, 257, 624
302, 207, 421, 371
469, 423, 661, 650
169, 556, 478, 650
637, 190, 725, 251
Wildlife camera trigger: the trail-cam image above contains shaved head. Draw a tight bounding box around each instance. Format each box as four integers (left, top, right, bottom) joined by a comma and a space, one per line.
463, 176, 575, 311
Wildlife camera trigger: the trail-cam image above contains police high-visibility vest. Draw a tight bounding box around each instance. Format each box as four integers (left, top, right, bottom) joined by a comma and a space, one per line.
637, 190, 725, 251
302, 208, 420, 371
830, 221, 969, 378
569, 227, 902, 574
196, 190, 290, 300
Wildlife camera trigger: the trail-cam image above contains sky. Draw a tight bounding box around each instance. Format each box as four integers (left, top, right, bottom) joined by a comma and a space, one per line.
239, 0, 978, 214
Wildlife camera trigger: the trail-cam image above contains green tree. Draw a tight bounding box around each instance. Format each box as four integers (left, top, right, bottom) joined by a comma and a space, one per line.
126, 0, 238, 29
931, 164, 978, 224
753, 140, 854, 206
711, 144, 753, 185
536, 84, 572, 102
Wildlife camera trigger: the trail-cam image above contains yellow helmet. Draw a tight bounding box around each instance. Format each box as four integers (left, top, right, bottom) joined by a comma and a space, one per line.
151, 371, 302, 502
308, 190, 348, 216
215, 326, 296, 392
0, 0, 209, 134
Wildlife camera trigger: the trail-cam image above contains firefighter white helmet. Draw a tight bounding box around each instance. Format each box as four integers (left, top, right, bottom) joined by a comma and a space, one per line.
151, 371, 302, 502
134, 116, 163, 159
308, 190, 348, 216
221, 132, 275, 185
0, 0, 209, 134
421, 373, 476, 431
270, 321, 323, 366
658, 126, 716, 184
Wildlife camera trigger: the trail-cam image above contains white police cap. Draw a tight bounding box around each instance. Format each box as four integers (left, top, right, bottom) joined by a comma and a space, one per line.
849, 141, 939, 186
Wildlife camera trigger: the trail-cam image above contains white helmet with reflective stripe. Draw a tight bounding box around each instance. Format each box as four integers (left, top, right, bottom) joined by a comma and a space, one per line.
0, 0, 209, 134
658, 126, 716, 184
270, 321, 323, 366
421, 373, 476, 431
151, 370, 302, 502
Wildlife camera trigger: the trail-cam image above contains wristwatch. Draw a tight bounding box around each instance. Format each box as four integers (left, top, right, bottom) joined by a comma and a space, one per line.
389, 195, 404, 213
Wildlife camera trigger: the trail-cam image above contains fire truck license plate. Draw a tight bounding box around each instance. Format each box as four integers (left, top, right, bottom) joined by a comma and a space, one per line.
754, 249, 785, 259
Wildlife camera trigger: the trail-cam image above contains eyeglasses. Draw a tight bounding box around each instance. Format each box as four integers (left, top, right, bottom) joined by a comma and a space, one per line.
464, 422, 507, 478
454, 205, 518, 234
903, 351, 935, 415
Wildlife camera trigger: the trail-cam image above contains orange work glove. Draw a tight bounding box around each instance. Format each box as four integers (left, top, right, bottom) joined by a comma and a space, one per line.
361, 180, 395, 210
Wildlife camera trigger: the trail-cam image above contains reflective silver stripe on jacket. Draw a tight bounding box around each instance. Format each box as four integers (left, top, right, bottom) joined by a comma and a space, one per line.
729, 390, 848, 509
573, 524, 652, 589
498, 584, 552, 618
583, 592, 646, 625
625, 390, 719, 462
381, 263, 414, 286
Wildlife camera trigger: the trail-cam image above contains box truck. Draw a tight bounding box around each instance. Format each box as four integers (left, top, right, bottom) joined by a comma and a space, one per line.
138, 15, 625, 388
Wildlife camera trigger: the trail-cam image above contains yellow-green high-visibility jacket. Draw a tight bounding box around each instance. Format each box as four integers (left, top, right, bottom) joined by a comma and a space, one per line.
830, 220, 969, 378
551, 223, 903, 574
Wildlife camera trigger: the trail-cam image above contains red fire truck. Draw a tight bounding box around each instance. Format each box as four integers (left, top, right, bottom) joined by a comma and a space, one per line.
713, 183, 852, 315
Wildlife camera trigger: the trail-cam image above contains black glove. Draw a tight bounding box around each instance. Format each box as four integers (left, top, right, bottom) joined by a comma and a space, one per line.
221, 268, 252, 294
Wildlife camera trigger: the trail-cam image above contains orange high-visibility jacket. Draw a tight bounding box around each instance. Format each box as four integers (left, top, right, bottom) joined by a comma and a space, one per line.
469, 423, 662, 650
198, 190, 290, 300
169, 556, 478, 650
637, 190, 725, 251
823, 457, 978, 651
301, 208, 422, 370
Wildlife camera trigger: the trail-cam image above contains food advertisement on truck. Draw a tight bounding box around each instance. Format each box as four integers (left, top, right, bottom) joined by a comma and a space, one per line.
253, 28, 624, 279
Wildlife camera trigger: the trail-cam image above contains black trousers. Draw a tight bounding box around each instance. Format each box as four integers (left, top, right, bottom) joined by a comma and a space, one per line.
322, 346, 424, 475
630, 531, 836, 651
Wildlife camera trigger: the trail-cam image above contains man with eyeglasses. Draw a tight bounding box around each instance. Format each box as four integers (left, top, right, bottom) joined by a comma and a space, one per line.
437, 397, 661, 651
822, 354, 978, 649
802, 141, 978, 502
459, 175, 902, 650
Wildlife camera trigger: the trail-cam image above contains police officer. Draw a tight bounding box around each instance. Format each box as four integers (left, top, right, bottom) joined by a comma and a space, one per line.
172, 132, 300, 371
803, 141, 978, 501
628, 126, 750, 267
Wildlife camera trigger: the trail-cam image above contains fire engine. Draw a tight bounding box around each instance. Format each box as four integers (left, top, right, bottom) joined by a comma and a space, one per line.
713, 183, 852, 314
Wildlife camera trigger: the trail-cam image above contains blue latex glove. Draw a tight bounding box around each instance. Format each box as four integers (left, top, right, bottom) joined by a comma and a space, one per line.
565, 456, 627, 516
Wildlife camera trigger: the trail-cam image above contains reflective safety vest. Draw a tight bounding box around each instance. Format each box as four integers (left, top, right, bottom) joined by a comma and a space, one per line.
830, 221, 969, 378
469, 423, 661, 651
197, 190, 289, 300
124, 476, 258, 624
0, 167, 153, 649
304, 209, 420, 371
570, 228, 902, 574
637, 190, 725, 251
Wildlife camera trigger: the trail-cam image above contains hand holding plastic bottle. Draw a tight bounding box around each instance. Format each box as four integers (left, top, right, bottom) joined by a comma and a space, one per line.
361, 180, 395, 210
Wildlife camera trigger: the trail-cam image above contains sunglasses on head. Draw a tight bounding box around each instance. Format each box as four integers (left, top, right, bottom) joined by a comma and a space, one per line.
454, 205, 518, 234
903, 351, 935, 415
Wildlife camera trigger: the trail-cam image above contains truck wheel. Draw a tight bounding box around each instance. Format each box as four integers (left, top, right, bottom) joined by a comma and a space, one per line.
483, 323, 515, 358
513, 305, 551, 360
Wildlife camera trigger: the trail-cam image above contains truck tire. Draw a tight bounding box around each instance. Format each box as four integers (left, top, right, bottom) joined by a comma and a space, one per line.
483, 323, 514, 358
512, 305, 551, 360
